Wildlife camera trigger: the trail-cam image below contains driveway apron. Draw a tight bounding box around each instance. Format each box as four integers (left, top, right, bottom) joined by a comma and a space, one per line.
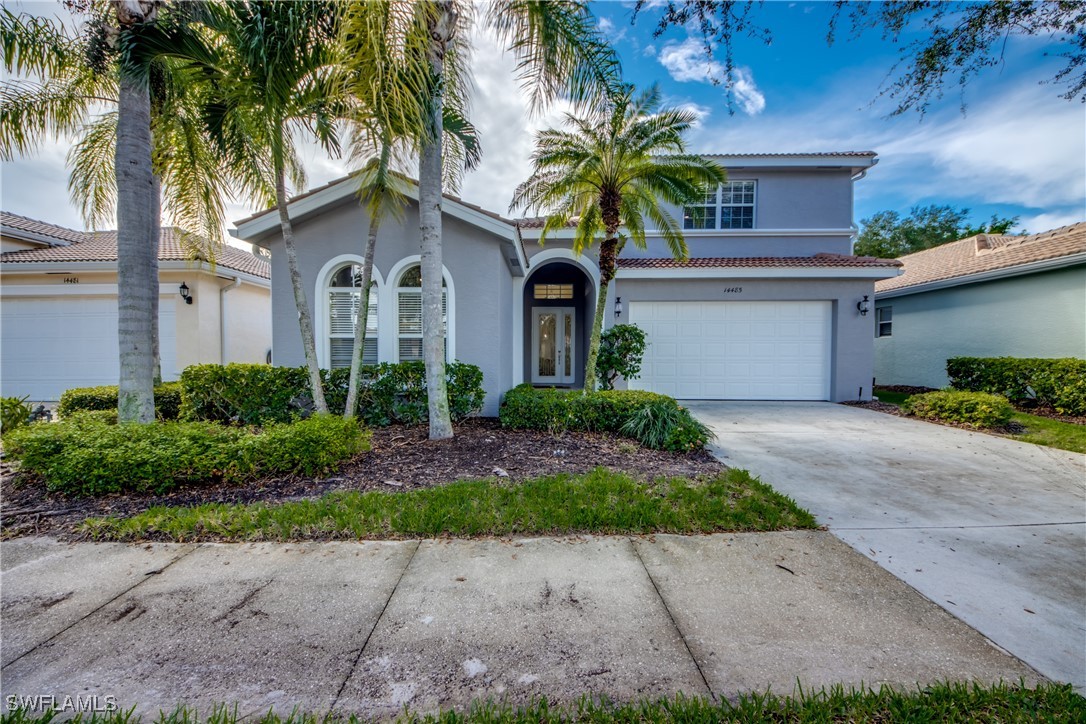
687, 400, 1086, 690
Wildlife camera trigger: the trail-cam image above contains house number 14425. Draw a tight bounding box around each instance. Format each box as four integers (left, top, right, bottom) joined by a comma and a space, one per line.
721, 287, 742, 293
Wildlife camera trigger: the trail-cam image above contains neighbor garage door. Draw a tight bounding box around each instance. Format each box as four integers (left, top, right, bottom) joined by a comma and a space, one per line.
628, 300, 831, 400
1, 295, 176, 401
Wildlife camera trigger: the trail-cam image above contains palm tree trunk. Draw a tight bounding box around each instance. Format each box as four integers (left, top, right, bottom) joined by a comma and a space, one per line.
115, 71, 157, 423
276, 163, 329, 414
343, 209, 380, 419
419, 1, 456, 440
151, 172, 162, 387
583, 234, 619, 392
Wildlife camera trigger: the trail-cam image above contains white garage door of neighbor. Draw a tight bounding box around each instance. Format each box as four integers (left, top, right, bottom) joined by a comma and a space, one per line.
628, 300, 831, 400
1, 296, 177, 401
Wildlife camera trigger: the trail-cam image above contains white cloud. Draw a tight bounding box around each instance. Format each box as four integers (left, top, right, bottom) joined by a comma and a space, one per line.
658, 37, 724, 83
597, 16, 627, 44
657, 38, 765, 115
729, 67, 766, 116
1019, 211, 1085, 235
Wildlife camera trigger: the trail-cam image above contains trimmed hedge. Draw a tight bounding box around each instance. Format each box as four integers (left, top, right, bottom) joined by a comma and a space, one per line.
179, 364, 309, 425
498, 384, 713, 451
2, 413, 369, 496
179, 362, 485, 426
58, 382, 183, 420
947, 357, 1086, 416
902, 390, 1014, 429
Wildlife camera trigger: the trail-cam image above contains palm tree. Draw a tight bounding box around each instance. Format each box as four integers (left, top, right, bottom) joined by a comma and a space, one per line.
196, 0, 348, 415
341, 0, 619, 439
511, 85, 726, 391
2, 3, 232, 415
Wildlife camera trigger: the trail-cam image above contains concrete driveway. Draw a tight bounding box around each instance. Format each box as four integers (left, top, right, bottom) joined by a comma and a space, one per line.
687, 401, 1086, 691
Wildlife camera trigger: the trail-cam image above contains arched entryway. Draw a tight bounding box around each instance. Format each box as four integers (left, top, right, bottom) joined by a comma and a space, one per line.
522, 259, 596, 388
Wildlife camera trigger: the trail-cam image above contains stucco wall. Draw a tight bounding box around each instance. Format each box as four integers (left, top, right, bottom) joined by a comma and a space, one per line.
613, 277, 879, 401
223, 282, 272, 364
874, 265, 1086, 388
264, 200, 513, 415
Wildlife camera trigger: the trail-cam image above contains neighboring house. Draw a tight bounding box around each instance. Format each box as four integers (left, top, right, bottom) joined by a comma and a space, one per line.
1, 212, 272, 402
874, 223, 1086, 389
233, 152, 902, 416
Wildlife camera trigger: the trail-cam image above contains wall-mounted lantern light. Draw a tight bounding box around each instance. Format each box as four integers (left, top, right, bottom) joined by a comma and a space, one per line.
614, 296, 623, 319
179, 282, 193, 305
856, 295, 870, 316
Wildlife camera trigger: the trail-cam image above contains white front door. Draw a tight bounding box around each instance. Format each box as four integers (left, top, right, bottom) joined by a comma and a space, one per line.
531, 307, 575, 385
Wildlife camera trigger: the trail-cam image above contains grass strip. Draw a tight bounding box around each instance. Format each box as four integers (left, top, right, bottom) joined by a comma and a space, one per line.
1007, 412, 1086, 455
80, 468, 817, 542
2, 681, 1083, 723
874, 390, 1086, 454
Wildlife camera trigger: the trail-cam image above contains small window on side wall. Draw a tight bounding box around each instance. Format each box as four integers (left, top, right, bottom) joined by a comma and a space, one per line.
876, 306, 892, 337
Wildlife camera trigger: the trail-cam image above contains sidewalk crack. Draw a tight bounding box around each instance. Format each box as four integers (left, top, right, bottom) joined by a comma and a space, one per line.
630, 538, 715, 701
1, 544, 198, 670
328, 540, 420, 713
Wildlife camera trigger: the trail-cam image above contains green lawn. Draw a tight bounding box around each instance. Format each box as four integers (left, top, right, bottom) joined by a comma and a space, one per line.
2, 682, 1082, 723
81, 467, 817, 542
873, 390, 1086, 454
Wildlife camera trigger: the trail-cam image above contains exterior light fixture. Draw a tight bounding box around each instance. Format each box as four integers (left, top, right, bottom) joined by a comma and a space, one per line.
614, 296, 623, 319
856, 295, 870, 316
179, 282, 193, 305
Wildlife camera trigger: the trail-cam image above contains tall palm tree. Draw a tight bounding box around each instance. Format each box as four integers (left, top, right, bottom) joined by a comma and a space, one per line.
511, 85, 726, 391
341, 0, 619, 439
2, 3, 232, 415
197, 0, 348, 415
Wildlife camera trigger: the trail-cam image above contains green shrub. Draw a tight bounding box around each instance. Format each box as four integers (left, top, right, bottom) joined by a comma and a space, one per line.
947, 357, 1086, 416
620, 401, 714, 451
57, 382, 182, 420
179, 364, 309, 425
499, 384, 710, 450
3, 415, 369, 496
902, 390, 1014, 428
1, 396, 33, 434
179, 361, 485, 426
596, 324, 648, 390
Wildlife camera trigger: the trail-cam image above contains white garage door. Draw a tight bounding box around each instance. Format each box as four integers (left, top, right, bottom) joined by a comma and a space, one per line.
628, 301, 831, 400
1, 296, 177, 401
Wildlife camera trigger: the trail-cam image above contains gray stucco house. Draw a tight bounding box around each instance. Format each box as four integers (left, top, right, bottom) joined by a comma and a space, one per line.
234, 152, 901, 415
874, 223, 1086, 389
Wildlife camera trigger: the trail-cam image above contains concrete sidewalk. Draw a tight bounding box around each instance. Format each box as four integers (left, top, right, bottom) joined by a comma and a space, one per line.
2, 533, 1038, 718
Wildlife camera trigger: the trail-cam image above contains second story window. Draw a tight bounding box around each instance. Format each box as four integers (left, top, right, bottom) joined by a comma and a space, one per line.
684, 180, 756, 230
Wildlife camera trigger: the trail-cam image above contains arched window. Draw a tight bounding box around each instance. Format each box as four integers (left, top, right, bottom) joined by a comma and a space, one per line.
327, 263, 378, 368
396, 264, 447, 361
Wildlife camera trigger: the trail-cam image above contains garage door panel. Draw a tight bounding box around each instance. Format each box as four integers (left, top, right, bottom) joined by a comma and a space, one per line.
629, 300, 830, 401
2, 295, 177, 401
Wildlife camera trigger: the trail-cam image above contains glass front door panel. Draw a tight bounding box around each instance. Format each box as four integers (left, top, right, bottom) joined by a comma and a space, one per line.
563, 313, 572, 377
538, 313, 557, 377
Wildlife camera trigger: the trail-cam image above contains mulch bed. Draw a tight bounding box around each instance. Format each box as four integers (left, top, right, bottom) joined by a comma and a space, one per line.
0, 418, 724, 540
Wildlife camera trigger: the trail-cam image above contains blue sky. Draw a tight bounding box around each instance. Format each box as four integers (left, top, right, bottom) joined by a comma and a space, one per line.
2, 0, 1084, 238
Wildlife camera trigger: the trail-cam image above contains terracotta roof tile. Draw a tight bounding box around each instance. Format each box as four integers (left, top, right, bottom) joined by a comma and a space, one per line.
1, 211, 87, 245
1, 225, 270, 279
875, 222, 1086, 294
618, 254, 902, 270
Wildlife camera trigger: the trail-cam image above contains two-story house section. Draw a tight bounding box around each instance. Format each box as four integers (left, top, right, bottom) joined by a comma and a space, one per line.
233, 152, 901, 415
